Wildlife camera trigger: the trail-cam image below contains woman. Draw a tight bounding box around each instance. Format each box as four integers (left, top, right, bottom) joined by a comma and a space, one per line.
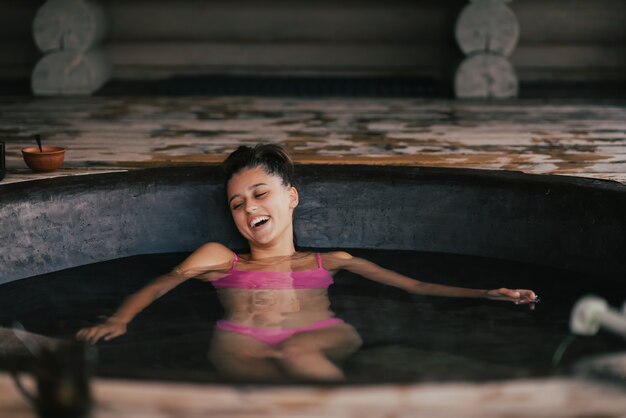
77, 144, 537, 381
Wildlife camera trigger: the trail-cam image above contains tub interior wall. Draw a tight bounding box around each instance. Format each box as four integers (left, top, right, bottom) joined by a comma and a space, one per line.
1, 166, 625, 284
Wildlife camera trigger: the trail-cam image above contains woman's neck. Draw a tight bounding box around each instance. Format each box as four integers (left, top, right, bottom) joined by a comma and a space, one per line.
248, 241, 296, 261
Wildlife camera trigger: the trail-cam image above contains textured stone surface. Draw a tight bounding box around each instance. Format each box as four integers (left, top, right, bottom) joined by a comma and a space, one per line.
2, 373, 626, 418
1, 97, 625, 184
2, 166, 625, 285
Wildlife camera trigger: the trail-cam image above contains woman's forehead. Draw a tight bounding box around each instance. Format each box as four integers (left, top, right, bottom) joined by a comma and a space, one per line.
227, 166, 282, 194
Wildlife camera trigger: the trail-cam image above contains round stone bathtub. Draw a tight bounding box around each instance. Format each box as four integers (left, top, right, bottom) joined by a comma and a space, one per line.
2, 165, 625, 284
1, 165, 626, 415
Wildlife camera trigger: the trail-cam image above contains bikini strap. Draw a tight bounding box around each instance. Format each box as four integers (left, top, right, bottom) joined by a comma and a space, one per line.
316, 253, 323, 269
231, 252, 239, 271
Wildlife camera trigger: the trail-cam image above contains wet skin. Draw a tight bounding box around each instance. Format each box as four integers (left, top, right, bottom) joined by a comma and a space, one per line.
198, 252, 363, 382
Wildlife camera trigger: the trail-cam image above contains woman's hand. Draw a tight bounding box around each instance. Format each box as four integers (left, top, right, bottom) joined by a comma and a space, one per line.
486, 288, 539, 309
76, 319, 127, 344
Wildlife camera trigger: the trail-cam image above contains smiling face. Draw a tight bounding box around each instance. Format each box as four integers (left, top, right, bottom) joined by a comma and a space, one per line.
226, 166, 299, 252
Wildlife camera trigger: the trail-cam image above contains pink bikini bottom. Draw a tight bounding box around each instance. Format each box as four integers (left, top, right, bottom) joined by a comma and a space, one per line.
216, 318, 344, 346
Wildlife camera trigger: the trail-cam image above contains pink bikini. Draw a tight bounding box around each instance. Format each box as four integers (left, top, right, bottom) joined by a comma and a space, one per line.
216, 317, 344, 346
211, 253, 334, 290
212, 253, 343, 345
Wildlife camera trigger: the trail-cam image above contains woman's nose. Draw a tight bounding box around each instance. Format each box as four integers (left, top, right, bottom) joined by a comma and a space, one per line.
245, 201, 257, 213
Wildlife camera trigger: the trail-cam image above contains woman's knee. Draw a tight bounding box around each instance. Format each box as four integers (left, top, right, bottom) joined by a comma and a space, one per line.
279, 340, 317, 363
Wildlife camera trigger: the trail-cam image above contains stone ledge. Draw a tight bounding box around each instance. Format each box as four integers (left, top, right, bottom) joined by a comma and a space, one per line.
2, 97, 625, 185
2, 374, 626, 418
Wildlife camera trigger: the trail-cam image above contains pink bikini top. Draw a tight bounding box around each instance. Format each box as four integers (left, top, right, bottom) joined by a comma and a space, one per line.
211, 253, 334, 290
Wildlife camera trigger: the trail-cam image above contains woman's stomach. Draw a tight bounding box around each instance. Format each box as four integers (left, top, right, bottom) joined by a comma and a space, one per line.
216, 288, 334, 328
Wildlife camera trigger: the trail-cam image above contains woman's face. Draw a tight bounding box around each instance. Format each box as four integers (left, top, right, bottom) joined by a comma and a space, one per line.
226, 166, 298, 247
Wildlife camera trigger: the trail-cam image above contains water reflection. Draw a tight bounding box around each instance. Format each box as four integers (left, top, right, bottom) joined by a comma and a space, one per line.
72, 248, 539, 382
72, 251, 362, 382
200, 253, 362, 382
6, 250, 622, 384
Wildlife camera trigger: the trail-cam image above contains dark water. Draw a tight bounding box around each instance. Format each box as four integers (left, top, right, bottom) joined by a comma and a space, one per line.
1, 249, 623, 384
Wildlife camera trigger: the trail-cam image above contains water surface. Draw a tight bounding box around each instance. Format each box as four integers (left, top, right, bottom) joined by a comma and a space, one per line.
1, 249, 622, 384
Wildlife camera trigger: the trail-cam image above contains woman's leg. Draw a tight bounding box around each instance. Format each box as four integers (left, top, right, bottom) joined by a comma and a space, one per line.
276, 323, 362, 381
208, 328, 286, 381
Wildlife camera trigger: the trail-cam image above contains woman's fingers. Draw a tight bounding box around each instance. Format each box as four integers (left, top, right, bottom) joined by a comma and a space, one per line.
91, 328, 112, 344
89, 329, 106, 344
518, 289, 537, 303
104, 328, 125, 341
76, 324, 126, 344
500, 288, 536, 302
76, 327, 95, 342
487, 288, 539, 309
83, 327, 102, 344
508, 289, 538, 310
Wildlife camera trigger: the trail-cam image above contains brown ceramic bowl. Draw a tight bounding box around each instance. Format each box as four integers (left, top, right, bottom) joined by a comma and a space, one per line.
22, 146, 66, 173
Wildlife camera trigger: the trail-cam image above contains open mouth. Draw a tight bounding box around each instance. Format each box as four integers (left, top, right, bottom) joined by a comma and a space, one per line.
249, 216, 270, 229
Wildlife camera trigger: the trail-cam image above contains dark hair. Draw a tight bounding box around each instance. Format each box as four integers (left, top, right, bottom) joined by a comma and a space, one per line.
222, 144, 294, 187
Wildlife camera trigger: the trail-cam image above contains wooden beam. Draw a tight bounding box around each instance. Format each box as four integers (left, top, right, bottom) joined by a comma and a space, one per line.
31, 48, 111, 95
456, 0, 519, 56
33, 0, 108, 53
105, 42, 451, 79
455, 52, 518, 98
454, 0, 519, 98
102, 0, 455, 42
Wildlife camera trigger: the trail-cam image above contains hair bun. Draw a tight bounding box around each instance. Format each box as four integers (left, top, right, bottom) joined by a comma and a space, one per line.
222, 143, 294, 186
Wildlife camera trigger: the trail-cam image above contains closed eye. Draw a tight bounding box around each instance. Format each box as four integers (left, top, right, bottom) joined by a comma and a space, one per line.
255, 192, 268, 198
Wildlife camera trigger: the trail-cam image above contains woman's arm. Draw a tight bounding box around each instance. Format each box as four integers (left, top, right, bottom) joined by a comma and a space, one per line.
323, 251, 537, 307
76, 242, 234, 344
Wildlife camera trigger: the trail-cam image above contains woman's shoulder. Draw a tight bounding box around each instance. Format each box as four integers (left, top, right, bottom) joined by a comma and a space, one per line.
178, 242, 235, 271
196, 241, 233, 254
319, 250, 353, 270
321, 250, 353, 260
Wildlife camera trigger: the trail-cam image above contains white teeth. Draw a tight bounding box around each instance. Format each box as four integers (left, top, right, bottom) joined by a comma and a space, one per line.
249, 216, 270, 228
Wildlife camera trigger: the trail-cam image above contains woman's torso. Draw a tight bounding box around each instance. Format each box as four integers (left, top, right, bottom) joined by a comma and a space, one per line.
206, 252, 336, 328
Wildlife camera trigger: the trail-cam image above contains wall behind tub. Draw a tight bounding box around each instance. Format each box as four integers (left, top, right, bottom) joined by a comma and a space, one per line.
1, 0, 625, 85
1, 166, 625, 285
0, 170, 244, 284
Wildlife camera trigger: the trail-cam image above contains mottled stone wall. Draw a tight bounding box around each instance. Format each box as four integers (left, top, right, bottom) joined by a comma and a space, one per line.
1, 165, 624, 284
